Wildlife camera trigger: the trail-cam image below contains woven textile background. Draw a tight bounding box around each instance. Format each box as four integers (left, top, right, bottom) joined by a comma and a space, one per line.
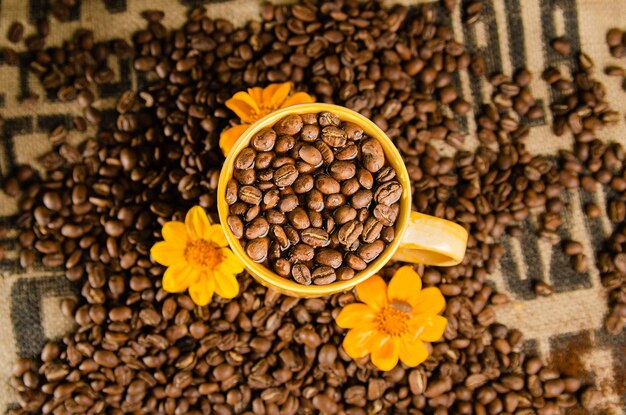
0, 0, 625, 413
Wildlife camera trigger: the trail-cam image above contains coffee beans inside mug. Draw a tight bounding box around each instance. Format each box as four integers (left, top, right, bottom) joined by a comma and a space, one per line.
227, 111, 402, 285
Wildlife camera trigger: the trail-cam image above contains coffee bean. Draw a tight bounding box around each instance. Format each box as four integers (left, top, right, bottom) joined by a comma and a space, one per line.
247, 238, 269, 262
289, 243, 314, 263
336, 267, 355, 281
314, 174, 340, 195
315, 249, 343, 269
312, 266, 337, 285
245, 217, 270, 239
357, 241, 385, 262
300, 124, 319, 141
533, 280, 554, 298
235, 148, 257, 169
275, 114, 303, 135
338, 220, 363, 247
298, 145, 323, 166
374, 181, 402, 206
329, 161, 356, 181
373, 204, 398, 226
252, 128, 277, 152
239, 186, 263, 205
301, 228, 330, 247
321, 126, 347, 148
291, 263, 312, 285
551, 37, 573, 56
362, 217, 383, 243
7, 22, 24, 43
361, 138, 385, 173
334, 206, 357, 225
314, 141, 334, 164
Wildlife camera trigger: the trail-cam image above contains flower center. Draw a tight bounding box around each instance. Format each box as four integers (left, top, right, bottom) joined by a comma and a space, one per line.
184, 239, 223, 269
375, 300, 413, 337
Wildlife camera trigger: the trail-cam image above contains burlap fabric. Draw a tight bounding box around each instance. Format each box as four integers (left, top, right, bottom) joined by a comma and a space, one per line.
0, 0, 624, 413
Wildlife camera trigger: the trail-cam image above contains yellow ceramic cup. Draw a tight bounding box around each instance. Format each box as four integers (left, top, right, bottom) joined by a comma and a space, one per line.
217, 103, 468, 298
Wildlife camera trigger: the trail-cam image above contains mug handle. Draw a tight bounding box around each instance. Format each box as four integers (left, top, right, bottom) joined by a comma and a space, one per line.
391, 211, 468, 266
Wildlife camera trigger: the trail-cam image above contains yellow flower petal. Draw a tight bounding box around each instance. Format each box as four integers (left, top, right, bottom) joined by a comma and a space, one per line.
335, 303, 376, 329
185, 206, 211, 241
220, 248, 244, 274
162, 221, 187, 246
387, 266, 422, 308
280, 91, 315, 108
163, 263, 199, 293
263, 82, 291, 108
413, 315, 448, 342
213, 270, 239, 299
220, 124, 250, 157
189, 271, 215, 306
412, 287, 446, 315
342, 324, 377, 359
398, 337, 429, 367
206, 224, 228, 247
247, 87, 264, 104
150, 241, 185, 267
355, 275, 388, 311
226, 92, 260, 123
370, 334, 399, 371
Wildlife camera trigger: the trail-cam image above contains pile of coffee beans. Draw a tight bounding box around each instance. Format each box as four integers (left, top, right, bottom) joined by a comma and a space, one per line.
545, 52, 619, 139
227, 111, 401, 285
6, 0, 626, 413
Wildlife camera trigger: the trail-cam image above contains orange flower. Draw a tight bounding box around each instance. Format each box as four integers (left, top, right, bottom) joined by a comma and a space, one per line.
335, 266, 447, 371
150, 206, 244, 306
220, 82, 315, 156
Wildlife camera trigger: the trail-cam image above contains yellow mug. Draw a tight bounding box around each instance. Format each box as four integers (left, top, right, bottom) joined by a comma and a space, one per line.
217, 103, 468, 298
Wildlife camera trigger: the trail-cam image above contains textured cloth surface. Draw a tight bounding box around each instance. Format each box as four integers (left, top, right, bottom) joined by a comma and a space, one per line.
0, 0, 625, 413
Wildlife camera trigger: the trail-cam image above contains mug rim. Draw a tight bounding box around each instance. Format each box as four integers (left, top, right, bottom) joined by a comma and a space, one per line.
217, 103, 412, 297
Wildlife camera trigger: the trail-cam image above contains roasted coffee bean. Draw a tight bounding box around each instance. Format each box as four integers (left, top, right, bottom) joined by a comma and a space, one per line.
251, 128, 276, 152
301, 228, 330, 247
289, 243, 314, 262
312, 266, 336, 284
321, 126, 347, 148
7, 22, 24, 43
315, 141, 334, 164
334, 206, 357, 225
247, 238, 269, 262
315, 249, 343, 269
329, 161, 356, 180
274, 165, 299, 187
362, 217, 383, 243
288, 208, 310, 229
291, 263, 311, 285
338, 220, 364, 247
357, 240, 386, 262
298, 145, 323, 166
315, 174, 340, 194
361, 138, 385, 173
274, 114, 303, 135
351, 189, 373, 209
245, 218, 270, 239
374, 181, 402, 206
239, 186, 262, 205
373, 204, 399, 226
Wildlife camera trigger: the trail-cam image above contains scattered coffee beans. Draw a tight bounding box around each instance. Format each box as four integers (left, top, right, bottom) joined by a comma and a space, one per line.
11, 0, 626, 412
227, 112, 401, 285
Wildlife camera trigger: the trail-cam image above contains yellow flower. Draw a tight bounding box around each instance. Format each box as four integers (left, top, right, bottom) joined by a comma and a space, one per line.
220, 82, 315, 156
150, 206, 244, 306
335, 266, 447, 371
